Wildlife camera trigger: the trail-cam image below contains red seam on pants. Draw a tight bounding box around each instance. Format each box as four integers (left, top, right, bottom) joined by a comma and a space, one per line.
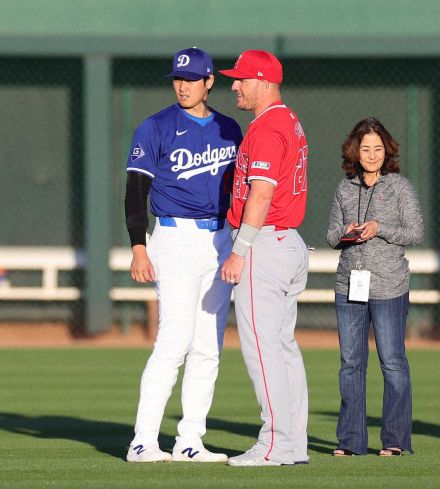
249, 246, 275, 460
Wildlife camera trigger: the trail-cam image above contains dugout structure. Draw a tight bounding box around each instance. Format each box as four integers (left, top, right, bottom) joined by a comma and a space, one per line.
1, 1, 440, 334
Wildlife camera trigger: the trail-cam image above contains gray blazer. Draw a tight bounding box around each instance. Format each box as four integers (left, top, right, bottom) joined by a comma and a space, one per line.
327, 173, 424, 299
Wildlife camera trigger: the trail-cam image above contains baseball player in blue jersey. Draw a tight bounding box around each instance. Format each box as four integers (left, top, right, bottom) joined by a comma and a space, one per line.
125, 47, 242, 463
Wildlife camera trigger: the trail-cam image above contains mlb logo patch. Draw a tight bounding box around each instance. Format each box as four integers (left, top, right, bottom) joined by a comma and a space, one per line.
251, 161, 270, 170
131, 143, 145, 162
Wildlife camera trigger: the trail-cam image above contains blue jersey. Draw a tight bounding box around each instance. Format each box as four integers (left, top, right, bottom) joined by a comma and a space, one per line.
127, 104, 243, 218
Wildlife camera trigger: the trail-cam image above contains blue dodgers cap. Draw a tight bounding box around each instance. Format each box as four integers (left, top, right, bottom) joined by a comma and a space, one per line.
166, 47, 214, 80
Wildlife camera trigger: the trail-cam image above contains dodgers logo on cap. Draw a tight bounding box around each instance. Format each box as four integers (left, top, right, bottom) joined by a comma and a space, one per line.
166, 47, 214, 81
176, 55, 190, 67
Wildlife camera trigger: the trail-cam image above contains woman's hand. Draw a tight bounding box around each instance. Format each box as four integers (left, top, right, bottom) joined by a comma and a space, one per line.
346, 221, 359, 234
355, 220, 379, 242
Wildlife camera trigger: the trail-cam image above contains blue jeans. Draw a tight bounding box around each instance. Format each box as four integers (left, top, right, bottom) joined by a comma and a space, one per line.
335, 292, 412, 454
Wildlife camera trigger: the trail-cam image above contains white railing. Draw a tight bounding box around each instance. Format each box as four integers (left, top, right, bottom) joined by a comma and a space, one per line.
0, 247, 439, 304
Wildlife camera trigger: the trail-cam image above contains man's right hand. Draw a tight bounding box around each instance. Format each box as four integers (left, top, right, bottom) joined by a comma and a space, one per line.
221, 252, 245, 285
131, 244, 156, 283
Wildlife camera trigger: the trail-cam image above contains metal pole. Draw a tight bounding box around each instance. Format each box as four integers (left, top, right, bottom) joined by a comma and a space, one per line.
84, 54, 112, 334
406, 85, 420, 330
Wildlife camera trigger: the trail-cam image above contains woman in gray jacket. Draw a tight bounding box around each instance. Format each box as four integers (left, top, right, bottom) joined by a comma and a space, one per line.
327, 117, 424, 457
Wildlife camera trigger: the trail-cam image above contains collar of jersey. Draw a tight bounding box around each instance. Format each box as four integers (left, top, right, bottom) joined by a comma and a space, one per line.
251, 100, 286, 124
176, 104, 215, 127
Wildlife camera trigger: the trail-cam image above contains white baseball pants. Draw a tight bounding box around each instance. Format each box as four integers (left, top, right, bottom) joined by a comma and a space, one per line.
233, 226, 309, 464
131, 218, 232, 449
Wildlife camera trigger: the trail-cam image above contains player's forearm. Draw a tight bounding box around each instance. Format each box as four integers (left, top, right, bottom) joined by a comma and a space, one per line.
241, 193, 272, 229
241, 181, 274, 228
232, 181, 274, 257
124, 172, 152, 246
132, 244, 148, 256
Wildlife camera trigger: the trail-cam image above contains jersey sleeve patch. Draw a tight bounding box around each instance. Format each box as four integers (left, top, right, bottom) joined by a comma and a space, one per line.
131, 143, 146, 162
251, 161, 270, 170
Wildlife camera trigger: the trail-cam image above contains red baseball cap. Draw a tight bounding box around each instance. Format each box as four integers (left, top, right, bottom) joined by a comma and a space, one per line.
219, 50, 283, 84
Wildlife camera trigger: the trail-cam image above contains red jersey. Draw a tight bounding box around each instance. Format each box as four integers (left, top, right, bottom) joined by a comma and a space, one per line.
227, 101, 308, 229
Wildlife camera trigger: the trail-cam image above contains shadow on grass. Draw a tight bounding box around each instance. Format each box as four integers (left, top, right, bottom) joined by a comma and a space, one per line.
6, 410, 433, 460
0, 412, 170, 460
0, 412, 241, 459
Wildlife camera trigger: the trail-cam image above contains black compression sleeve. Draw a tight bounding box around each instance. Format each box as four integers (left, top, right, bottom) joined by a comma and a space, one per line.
124, 172, 152, 247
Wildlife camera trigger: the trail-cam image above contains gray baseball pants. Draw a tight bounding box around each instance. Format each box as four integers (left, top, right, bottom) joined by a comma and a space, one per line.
233, 226, 309, 464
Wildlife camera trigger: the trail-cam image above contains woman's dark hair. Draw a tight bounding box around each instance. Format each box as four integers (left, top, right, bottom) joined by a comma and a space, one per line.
341, 117, 400, 178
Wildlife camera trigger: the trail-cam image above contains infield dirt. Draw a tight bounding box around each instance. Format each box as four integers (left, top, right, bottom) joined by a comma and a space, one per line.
0, 322, 439, 349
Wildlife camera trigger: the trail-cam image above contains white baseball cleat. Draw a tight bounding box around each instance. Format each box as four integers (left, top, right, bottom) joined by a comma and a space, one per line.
227, 447, 282, 466
172, 445, 228, 463
126, 444, 172, 463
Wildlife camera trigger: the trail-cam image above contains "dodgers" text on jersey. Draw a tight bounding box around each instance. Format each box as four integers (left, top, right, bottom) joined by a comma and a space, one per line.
170, 144, 237, 180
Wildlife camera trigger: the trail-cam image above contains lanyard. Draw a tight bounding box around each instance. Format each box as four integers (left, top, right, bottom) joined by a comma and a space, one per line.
355, 181, 376, 270
357, 182, 376, 225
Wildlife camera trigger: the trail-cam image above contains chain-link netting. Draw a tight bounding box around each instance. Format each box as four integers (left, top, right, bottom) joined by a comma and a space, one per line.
1, 55, 439, 333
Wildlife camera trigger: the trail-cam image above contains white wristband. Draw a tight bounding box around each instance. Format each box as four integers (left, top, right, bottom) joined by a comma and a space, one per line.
232, 223, 260, 257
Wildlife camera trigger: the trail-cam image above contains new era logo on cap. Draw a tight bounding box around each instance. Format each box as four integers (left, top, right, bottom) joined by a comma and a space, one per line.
219, 50, 283, 84
166, 47, 214, 81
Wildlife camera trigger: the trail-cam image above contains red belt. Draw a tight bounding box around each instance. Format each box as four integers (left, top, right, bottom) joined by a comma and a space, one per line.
233, 225, 292, 231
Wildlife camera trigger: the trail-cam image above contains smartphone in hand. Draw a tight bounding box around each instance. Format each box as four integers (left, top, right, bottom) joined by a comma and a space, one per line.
339, 229, 363, 242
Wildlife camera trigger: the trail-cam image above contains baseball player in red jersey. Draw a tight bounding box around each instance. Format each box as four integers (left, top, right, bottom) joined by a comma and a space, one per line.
219, 50, 309, 466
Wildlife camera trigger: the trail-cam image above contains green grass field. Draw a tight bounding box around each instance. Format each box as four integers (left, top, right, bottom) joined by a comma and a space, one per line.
0, 347, 438, 488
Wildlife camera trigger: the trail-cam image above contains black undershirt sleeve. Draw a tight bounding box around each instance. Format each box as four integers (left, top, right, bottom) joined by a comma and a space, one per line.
124, 172, 152, 247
